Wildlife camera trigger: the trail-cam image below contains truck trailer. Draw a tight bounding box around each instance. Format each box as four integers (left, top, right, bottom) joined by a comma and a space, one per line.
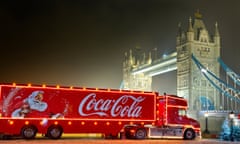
0, 83, 201, 140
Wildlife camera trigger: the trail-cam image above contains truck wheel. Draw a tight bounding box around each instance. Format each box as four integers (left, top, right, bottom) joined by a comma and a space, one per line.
47, 125, 63, 139
135, 128, 146, 139
184, 128, 195, 140
21, 125, 37, 139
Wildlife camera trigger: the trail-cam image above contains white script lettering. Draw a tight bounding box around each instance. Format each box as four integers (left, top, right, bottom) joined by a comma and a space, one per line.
78, 93, 145, 118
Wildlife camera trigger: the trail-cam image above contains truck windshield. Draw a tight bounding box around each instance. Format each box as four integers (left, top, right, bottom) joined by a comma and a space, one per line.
178, 109, 187, 116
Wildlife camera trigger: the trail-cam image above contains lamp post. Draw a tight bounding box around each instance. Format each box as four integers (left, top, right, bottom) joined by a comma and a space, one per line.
229, 111, 234, 141
204, 112, 210, 134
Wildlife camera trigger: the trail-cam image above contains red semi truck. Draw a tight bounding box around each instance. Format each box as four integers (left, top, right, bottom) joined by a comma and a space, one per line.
0, 83, 201, 140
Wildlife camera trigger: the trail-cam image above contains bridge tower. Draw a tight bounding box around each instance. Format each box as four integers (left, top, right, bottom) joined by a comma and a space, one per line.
122, 47, 152, 91
176, 11, 221, 113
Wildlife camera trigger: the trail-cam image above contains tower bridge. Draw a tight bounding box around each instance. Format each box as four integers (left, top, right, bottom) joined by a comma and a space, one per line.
122, 12, 240, 133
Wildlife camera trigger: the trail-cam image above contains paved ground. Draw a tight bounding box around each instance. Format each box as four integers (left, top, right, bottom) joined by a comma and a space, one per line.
0, 139, 239, 144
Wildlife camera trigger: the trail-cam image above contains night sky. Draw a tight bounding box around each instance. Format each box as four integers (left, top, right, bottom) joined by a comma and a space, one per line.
0, 0, 239, 93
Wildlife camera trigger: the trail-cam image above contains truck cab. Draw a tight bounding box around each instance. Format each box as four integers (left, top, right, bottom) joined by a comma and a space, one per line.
124, 94, 201, 140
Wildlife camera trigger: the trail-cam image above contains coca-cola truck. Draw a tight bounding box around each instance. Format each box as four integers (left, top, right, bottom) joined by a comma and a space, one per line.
0, 83, 201, 140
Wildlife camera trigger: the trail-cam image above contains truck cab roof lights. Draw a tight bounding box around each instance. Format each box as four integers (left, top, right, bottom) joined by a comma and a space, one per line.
167, 105, 187, 109
27, 83, 31, 87
12, 83, 16, 86
56, 85, 60, 89
42, 84, 46, 88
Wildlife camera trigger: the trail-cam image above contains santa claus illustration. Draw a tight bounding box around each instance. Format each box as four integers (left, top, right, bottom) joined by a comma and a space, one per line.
11, 90, 48, 117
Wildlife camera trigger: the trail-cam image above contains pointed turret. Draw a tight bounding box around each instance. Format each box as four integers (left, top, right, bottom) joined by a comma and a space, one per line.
187, 17, 194, 42
214, 22, 220, 46
129, 49, 133, 65
188, 17, 194, 32
176, 22, 182, 45
123, 52, 128, 67
177, 22, 182, 36
148, 52, 152, 64
142, 52, 146, 64
214, 22, 220, 37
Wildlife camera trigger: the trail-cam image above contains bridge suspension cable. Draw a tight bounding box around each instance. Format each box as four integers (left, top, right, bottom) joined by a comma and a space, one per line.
192, 54, 240, 103
218, 57, 240, 86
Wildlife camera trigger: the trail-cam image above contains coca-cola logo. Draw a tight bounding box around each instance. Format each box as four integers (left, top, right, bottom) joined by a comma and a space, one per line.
78, 93, 145, 118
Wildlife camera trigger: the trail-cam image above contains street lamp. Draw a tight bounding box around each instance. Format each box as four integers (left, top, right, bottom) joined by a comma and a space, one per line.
204, 112, 210, 134
229, 111, 234, 141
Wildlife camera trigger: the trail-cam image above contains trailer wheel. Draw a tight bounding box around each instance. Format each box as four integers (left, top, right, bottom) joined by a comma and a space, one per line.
135, 128, 146, 139
47, 125, 63, 139
21, 125, 37, 139
184, 128, 195, 140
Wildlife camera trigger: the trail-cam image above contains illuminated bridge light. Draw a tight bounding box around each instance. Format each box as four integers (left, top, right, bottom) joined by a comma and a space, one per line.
149, 65, 177, 76
163, 54, 167, 58
131, 52, 177, 76
201, 68, 207, 73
